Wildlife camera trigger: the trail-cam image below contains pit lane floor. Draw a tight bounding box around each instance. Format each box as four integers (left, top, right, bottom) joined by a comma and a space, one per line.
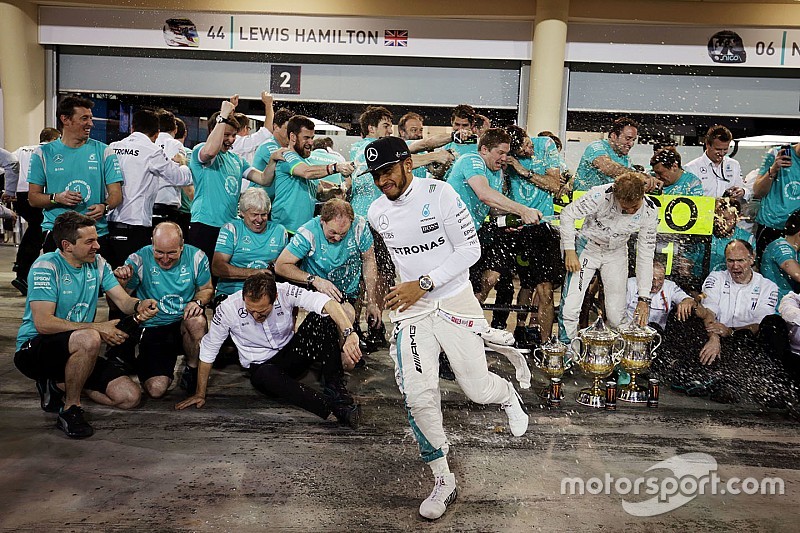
0, 245, 798, 532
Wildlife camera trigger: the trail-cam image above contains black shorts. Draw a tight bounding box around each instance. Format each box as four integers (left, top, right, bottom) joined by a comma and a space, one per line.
187, 222, 221, 270
370, 227, 396, 280
14, 331, 125, 392
516, 223, 564, 288
136, 321, 185, 383
478, 223, 518, 275
106, 222, 154, 268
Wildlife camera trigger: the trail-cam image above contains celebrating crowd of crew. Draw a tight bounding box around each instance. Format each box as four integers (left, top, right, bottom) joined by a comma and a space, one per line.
3, 93, 800, 520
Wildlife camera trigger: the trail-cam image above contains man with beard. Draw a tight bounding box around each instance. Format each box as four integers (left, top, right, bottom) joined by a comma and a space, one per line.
270, 115, 355, 234
366, 136, 529, 520
573, 117, 656, 191
187, 95, 281, 264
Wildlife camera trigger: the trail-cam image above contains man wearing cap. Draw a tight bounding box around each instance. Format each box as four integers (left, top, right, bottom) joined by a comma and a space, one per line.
366, 136, 529, 521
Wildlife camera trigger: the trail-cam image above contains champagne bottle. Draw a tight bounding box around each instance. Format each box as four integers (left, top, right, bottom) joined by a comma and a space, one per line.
115, 314, 143, 335
495, 214, 557, 228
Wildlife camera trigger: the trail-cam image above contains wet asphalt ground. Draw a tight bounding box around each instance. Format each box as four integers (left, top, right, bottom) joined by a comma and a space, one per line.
0, 244, 799, 532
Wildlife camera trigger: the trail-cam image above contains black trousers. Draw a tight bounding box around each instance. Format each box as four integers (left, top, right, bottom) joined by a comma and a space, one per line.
248, 313, 344, 419
13, 193, 44, 281
187, 222, 221, 272
106, 222, 153, 268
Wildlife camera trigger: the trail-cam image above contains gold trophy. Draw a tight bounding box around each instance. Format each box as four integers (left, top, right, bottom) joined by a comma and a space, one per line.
617, 321, 662, 403
532, 336, 571, 400
570, 316, 624, 408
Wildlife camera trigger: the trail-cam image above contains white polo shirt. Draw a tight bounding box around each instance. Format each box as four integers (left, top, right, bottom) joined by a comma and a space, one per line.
108, 132, 192, 226
154, 132, 188, 208
625, 277, 690, 329
199, 284, 331, 368
684, 152, 749, 200
7, 144, 38, 194
232, 127, 274, 165
701, 269, 778, 328
778, 292, 800, 354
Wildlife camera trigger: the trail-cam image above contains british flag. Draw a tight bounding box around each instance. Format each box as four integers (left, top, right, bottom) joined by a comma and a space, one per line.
384, 29, 408, 47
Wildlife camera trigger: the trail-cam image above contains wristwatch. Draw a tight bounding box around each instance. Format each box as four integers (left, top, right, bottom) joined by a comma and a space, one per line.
638, 296, 652, 304
419, 275, 434, 292
216, 115, 233, 126
342, 327, 354, 338
306, 274, 316, 289
194, 299, 205, 309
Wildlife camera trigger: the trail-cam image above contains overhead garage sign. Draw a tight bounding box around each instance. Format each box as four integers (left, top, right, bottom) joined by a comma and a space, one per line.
39, 6, 800, 67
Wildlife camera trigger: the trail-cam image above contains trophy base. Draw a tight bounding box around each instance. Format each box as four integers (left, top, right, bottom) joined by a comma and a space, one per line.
576, 387, 605, 408
618, 385, 649, 403
538, 386, 565, 401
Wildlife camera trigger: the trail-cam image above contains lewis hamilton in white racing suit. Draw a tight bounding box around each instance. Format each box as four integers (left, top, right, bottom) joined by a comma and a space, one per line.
365, 136, 528, 521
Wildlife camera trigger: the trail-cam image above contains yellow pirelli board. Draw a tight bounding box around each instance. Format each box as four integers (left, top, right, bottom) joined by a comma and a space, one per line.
552, 192, 715, 236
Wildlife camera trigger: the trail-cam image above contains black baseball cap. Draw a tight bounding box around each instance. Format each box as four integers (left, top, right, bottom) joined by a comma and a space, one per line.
357, 136, 411, 176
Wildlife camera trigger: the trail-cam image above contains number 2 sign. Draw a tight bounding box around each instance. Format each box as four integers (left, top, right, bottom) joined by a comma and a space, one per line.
270, 65, 301, 94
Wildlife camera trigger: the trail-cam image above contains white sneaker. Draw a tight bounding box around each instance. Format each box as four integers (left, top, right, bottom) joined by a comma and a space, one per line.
419, 473, 457, 520
479, 327, 515, 346
502, 381, 529, 437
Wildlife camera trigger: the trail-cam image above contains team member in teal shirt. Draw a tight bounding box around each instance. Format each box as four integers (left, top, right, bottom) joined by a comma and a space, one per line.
574, 117, 657, 192
446, 128, 541, 233
14, 211, 158, 439
187, 95, 281, 267
650, 147, 704, 196
276, 198, 380, 335
250, 107, 294, 200
272, 115, 355, 233
753, 143, 800, 259
213, 187, 288, 297
760, 210, 800, 305
111, 222, 214, 398
684, 197, 755, 279
27, 96, 123, 252
503, 126, 564, 345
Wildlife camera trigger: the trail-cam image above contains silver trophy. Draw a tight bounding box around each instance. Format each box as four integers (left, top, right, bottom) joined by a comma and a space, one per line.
617, 321, 662, 403
570, 316, 624, 408
532, 336, 571, 400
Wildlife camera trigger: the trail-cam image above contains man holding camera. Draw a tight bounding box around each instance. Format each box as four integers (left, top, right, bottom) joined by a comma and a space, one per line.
752, 142, 800, 260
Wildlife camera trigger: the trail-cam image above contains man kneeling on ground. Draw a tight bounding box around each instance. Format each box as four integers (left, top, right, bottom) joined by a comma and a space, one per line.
14, 211, 158, 438
176, 272, 362, 428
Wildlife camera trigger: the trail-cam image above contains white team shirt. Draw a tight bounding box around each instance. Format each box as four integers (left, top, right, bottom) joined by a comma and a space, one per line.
232, 127, 274, 165
8, 144, 38, 193
108, 132, 192, 226
154, 132, 187, 207
199, 284, 331, 368
1, 147, 19, 194
368, 177, 480, 302
560, 184, 659, 298
625, 277, 690, 329
701, 270, 778, 328
684, 153, 749, 199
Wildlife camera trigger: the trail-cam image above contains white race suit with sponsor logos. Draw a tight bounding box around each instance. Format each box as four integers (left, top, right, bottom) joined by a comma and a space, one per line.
559, 184, 659, 342
367, 177, 516, 464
